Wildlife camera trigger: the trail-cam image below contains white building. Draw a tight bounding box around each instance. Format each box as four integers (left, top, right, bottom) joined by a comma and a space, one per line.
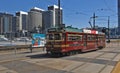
16, 11, 28, 31
48, 5, 63, 27
28, 7, 44, 33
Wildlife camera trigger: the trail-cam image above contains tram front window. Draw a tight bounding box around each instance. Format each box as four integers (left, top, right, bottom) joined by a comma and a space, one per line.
49, 34, 54, 40
48, 33, 61, 40
54, 34, 61, 40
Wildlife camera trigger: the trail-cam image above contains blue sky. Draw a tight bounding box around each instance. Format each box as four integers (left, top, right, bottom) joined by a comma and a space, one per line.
0, 0, 117, 28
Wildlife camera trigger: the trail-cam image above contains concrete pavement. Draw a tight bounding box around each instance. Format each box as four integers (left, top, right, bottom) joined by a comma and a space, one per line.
0, 42, 120, 73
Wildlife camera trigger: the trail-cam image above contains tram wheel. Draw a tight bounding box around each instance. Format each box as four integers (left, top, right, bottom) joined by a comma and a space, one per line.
66, 52, 71, 56
75, 50, 79, 54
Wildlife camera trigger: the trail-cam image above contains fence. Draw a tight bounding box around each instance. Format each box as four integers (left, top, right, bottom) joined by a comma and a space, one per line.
106, 39, 120, 48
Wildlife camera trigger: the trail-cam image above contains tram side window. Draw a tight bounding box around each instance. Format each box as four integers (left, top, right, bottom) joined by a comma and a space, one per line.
77, 36, 82, 41
68, 35, 82, 41
62, 33, 65, 40
87, 35, 95, 41
100, 36, 104, 40
98, 36, 103, 40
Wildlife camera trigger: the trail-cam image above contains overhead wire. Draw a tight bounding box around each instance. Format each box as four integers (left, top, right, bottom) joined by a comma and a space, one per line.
62, 5, 90, 17
103, 0, 118, 15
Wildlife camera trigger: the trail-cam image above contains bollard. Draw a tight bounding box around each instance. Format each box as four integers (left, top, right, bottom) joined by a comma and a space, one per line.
43, 46, 45, 51
14, 48, 17, 55
30, 45, 33, 53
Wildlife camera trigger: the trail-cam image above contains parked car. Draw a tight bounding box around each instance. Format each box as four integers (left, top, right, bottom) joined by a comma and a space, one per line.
15, 37, 31, 42
0, 37, 9, 41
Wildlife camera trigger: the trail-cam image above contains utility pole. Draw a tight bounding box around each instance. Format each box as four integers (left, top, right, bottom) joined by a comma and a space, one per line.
93, 13, 96, 29
58, 0, 61, 28
107, 16, 110, 43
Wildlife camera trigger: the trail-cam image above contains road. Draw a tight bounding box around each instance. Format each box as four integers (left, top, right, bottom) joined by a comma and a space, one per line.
0, 41, 31, 46
0, 42, 120, 73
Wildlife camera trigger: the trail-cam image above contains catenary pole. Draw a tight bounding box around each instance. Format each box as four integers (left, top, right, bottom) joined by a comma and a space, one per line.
58, 0, 61, 28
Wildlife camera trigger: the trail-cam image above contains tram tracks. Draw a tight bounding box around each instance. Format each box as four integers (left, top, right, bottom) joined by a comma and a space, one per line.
63, 51, 106, 72
63, 47, 119, 73
98, 47, 120, 73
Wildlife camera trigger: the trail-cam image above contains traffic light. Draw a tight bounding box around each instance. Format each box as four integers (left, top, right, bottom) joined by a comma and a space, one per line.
102, 28, 106, 33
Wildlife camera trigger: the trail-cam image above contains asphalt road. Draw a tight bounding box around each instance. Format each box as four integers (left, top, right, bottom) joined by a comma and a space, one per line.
0, 41, 31, 46
0, 42, 120, 73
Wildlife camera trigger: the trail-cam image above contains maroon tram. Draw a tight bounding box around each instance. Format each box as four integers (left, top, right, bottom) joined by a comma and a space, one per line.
45, 26, 106, 55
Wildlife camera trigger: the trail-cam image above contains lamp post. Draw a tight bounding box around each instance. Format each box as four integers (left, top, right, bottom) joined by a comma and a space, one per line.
93, 13, 96, 29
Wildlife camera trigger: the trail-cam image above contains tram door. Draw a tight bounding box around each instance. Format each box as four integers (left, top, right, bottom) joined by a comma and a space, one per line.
83, 35, 87, 50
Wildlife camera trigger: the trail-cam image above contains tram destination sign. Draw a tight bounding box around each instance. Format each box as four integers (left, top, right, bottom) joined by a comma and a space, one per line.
83, 29, 98, 34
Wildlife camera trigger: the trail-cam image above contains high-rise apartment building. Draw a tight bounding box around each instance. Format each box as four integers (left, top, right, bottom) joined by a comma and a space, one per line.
43, 10, 54, 33
28, 7, 44, 33
12, 16, 19, 33
48, 5, 63, 27
0, 13, 13, 34
16, 11, 28, 31
0, 16, 3, 34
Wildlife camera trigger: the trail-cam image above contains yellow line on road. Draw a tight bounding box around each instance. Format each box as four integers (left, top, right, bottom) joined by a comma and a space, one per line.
112, 61, 120, 73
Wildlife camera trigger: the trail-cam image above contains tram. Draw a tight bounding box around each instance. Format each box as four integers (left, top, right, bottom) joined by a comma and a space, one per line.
45, 26, 106, 55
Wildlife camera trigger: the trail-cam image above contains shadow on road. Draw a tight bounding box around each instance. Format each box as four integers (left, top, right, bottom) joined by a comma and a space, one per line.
26, 53, 51, 59
26, 49, 100, 59
26, 53, 65, 59
26, 46, 105, 59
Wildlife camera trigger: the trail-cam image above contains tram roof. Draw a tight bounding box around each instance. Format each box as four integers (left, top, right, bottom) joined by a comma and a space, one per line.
48, 26, 105, 35
47, 26, 82, 32
64, 26, 83, 33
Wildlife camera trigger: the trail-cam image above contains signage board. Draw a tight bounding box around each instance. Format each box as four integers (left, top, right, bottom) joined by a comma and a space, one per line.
32, 34, 46, 47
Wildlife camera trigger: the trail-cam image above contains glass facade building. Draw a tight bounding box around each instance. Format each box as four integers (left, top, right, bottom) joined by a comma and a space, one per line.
0, 13, 13, 34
